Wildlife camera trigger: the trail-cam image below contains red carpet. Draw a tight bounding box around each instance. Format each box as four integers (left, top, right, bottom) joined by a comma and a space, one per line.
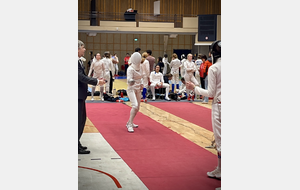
86, 103, 221, 190
149, 102, 213, 131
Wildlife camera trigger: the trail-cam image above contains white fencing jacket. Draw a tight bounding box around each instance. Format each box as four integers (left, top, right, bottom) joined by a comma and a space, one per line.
150, 71, 164, 85
169, 58, 181, 75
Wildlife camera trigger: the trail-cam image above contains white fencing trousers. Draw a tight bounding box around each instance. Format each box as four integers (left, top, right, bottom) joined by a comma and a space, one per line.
142, 76, 149, 89
212, 103, 221, 153
150, 83, 170, 99
185, 72, 199, 95
184, 72, 199, 86
195, 70, 201, 88
127, 89, 141, 124
171, 73, 179, 84
115, 64, 119, 75
103, 71, 110, 92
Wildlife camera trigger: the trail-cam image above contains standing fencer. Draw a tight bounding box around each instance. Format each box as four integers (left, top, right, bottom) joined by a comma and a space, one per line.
169, 53, 181, 93
184, 53, 199, 100
112, 53, 119, 76
140, 52, 150, 102
186, 40, 221, 179
150, 65, 171, 101
102, 51, 114, 93
195, 54, 202, 87
126, 52, 144, 133
88, 53, 105, 101
162, 53, 169, 76
194, 54, 203, 99
180, 54, 187, 78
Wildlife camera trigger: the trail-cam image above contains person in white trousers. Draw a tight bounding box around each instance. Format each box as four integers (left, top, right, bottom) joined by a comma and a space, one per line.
194, 55, 203, 99
126, 52, 144, 133
112, 53, 119, 76
194, 55, 202, 86
140, 52, 150, 102
184, 54, 199, 100
88, 53, 105, 101
186, 40, 221, 179
162, 53, 169, 76
169, 53, 181, 93
102, 52, 114, 93
150, 65, 171, 101
180, 54, 187, 78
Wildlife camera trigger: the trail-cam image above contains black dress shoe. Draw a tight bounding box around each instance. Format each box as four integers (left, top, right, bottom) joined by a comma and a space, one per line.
79, 144, 87, 150
78, 148, 90, 154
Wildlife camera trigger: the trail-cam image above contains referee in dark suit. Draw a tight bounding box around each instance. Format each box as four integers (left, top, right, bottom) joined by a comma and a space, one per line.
78, 40, 105, 154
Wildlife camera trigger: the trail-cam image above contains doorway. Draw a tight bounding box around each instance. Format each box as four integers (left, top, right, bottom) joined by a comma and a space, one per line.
173, 49, 192, 60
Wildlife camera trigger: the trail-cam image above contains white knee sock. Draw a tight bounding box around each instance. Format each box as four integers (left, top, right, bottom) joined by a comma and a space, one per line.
151, 86, 155, 99
165, 85, 170, 99
91, 86, 96, 98
100, 86, 104, 97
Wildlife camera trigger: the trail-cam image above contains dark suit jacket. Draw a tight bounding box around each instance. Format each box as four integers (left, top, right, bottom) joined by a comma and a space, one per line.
78, 60, 98, 100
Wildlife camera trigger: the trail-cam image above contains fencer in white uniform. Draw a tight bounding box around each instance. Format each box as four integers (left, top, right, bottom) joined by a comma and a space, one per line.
180, 54, 187, 78
184, 54, 199, 99
126, 52, 144, 133
186, 40, 221, 179
194, 56, 203, 99
112, 54, 119, 76
88, 53, 105, 101
169, 53, 181, 93
140, 52, 150, 102
102, 52, 114, 93
194, 56, 202, 88
150, 65, 171, 101
175, 78, 187, 100
162, 54, 169, 76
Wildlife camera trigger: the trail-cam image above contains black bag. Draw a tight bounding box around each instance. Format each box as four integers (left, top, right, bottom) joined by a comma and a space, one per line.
103, 93, 120, 102
117, 89, 127, 96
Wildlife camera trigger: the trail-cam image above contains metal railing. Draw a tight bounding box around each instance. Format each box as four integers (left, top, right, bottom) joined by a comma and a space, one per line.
78, 12, 197, 28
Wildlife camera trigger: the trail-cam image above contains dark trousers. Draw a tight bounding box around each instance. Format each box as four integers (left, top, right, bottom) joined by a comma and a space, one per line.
109, 71, 113, 93
78, 99, 86, 147
125, 64, 128, 75
200, 77, 205, 89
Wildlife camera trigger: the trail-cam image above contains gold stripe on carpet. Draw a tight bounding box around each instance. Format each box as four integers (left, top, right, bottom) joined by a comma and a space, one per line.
192, 100, 213, 109
83, 118, 99, 133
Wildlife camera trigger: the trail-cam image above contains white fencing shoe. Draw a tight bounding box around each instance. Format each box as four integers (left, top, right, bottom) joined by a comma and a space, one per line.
126, 123, 134, 133
126, 122, 138, 128
207, 167, 221, 179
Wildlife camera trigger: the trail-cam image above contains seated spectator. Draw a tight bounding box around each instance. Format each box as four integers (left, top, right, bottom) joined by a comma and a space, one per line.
164, 73, 173, 85
175, 77, 187, 100
150, 65, 171, 101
